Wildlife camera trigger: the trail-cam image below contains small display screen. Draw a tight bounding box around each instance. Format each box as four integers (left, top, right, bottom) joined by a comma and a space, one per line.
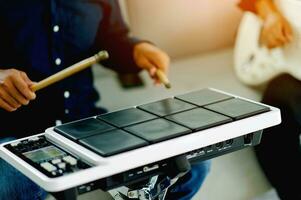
23, 146, 66, 163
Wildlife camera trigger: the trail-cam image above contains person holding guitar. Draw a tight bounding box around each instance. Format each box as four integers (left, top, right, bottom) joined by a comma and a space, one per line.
239, 0, 293, 48
239, 0, 301, 199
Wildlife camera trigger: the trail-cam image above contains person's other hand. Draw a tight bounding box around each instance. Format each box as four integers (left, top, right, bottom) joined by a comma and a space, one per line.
261, 12, 293, 48
0, 69, 36, 112
133, 42, 170, 84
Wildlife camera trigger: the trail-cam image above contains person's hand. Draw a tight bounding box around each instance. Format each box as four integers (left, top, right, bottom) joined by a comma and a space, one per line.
0, 69, 36, 112
133, 42, 170, 84
260, 11, 293, 48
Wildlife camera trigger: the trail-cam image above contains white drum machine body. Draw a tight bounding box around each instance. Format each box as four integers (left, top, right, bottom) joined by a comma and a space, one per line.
0, 88, 281, 192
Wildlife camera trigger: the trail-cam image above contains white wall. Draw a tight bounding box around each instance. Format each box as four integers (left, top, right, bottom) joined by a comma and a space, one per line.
124, 0, 243, 58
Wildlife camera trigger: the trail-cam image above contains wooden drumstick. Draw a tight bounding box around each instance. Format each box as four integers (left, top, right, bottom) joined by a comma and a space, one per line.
31, 51, 109, 92
155, 69, 171, 89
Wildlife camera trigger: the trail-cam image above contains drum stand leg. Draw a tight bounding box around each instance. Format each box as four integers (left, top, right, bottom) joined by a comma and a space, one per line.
112, 155, 191, 200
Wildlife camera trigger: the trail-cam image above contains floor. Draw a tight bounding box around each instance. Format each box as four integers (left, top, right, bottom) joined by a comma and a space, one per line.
48, 47, 279, 200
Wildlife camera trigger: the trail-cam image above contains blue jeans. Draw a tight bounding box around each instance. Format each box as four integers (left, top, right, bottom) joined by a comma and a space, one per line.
167, 160, 211, 200
0, 136, 210, 200
0, 137, 47, 200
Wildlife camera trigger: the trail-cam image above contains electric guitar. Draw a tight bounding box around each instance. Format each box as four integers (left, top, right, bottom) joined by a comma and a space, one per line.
234, 0, 301, 86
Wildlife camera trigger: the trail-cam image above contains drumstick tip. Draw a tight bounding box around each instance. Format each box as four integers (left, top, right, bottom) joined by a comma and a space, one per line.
156, 69, 171, 89
165, 82, 171, 89
96, 50, 109, 60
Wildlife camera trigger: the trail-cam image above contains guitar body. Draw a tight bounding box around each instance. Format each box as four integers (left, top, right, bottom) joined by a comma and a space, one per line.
234, 0, 301, 86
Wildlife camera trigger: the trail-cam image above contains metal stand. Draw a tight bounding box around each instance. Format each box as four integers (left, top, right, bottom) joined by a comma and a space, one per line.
112, 155, 191, 200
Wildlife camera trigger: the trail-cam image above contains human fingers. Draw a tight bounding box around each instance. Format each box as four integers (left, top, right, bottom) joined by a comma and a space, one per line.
138, 56, 158, 79
262, 25, 284, 48
147, 51, 170, 75
20, 71, 35, 86
0, 96, 17, 112
1, 78, 30, 105
10, 70, 36, 100
0, 85, 21, 109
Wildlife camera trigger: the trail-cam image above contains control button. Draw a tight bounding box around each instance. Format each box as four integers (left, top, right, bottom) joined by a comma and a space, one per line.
17, 143, 25, 148
65, 109, 69, 114
41, 162, 57, 172
29, 137, 40, 142
53, 25, 60, 32
22, 140, 28, 145
51, 159, 61, 165
58, 169, 64, 175
64, 91, 70, 99
55, 58, 61, 66
86, 186, 91, 191
57, 162, 66, 170
11, 141, 20, 147
16, 143, 26, 152
63, 156, 77, 166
